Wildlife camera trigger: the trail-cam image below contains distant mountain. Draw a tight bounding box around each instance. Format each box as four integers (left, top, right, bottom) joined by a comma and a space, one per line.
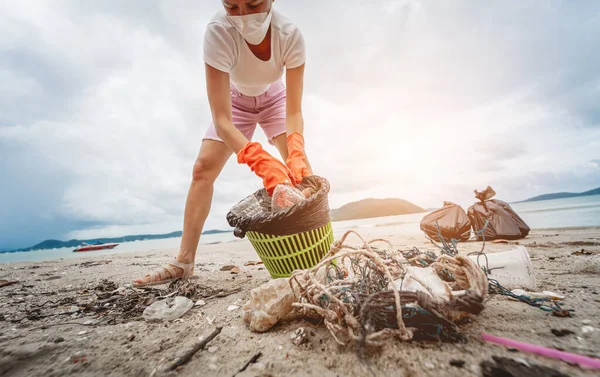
521, 187, 600, 203
1, 229, 231, 254
331, 198, 425, 221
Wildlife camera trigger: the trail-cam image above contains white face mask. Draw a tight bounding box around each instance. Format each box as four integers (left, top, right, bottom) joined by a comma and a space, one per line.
227, 9, 273, 45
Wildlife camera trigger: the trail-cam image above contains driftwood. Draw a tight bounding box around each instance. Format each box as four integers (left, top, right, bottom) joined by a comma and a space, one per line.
234, 351, 263, 376
165, 327, 223, 372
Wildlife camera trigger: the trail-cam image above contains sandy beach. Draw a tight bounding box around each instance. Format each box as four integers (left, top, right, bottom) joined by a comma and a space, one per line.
1, 226, 600, 377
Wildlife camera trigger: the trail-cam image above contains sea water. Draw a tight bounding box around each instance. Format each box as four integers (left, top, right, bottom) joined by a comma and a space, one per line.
0, 231, 241, 264
333, 195, 600, 238
1, 195, 599, 264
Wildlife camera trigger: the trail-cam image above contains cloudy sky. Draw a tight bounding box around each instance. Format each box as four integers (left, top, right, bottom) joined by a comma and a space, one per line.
1, 0, 599, 250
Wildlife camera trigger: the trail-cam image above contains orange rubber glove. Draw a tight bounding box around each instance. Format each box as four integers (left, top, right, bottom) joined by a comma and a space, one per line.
237, 141, 295, 195
285, 132, 311, 183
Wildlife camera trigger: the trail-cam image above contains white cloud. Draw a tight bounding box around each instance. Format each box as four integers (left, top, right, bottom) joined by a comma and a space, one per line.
1, 0, 600, 248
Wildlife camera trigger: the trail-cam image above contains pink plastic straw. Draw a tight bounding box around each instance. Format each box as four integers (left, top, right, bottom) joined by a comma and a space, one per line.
481, 333, 600, 370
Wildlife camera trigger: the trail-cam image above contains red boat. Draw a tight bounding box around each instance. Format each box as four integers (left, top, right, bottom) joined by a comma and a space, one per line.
73, 242, 119, 252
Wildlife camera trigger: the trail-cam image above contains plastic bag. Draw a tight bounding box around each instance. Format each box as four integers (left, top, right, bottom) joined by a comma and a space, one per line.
467, 186, 530, 241
474, 186, 496, 202
227, 176, 331, 238
242, 278, 296, 333
420, 201, 471, 242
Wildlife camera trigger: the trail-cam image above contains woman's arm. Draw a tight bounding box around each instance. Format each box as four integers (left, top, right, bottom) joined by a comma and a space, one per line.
285, 64, 305, 136
285, 63, 313, 176
205, 63, 249, 153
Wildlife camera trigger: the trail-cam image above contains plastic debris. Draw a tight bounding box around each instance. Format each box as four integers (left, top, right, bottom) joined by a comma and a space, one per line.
142, 296, 194, 322
111, 287, 127, 295
392, 266, 453, 301
468, 186, 530, 241
468, 246, 536, 290
242, 278, 296, 333
581, 326, 596, 335
511, 289, 565, 301
481, 333, 600, 370
420, 202, 471, 242
271, 184, 306, 212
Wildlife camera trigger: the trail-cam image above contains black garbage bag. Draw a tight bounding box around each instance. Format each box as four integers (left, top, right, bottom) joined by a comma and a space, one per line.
226, 175, 331, 239
467, 186, 530, 241
420, 201, 472, 242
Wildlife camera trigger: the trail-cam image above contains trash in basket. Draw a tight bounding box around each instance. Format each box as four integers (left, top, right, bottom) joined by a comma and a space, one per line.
227, 176, 334, 278
271, 184, 307, 212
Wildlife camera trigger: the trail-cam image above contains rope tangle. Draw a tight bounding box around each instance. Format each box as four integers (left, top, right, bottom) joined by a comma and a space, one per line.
289, 230, 488, 348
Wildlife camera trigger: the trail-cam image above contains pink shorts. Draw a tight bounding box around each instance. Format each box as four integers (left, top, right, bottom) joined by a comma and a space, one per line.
204, 80, 286, 145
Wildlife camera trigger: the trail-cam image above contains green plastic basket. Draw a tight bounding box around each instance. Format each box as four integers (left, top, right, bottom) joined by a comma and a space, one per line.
246, 221, 334, 278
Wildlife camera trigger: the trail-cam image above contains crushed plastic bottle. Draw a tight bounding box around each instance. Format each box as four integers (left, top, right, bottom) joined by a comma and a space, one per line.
271, 184, 306, 212
142, 296, 194, 322
230, 192, 264, 218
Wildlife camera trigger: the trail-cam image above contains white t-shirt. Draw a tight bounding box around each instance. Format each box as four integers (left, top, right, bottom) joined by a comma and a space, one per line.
202, 8, 306, 97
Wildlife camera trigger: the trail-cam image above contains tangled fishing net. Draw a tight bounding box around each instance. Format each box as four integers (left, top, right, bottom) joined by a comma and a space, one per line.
288, 230, 488, 348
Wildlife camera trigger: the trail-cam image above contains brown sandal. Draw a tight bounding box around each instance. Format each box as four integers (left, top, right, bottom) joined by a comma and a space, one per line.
133, 258, 198, 288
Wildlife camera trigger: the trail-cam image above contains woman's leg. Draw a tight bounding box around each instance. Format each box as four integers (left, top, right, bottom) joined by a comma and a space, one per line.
133, 139, 232, 284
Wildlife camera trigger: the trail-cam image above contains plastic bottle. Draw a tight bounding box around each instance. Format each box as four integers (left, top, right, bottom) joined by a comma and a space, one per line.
230, 193, 264, 218
271, 184, 306, 212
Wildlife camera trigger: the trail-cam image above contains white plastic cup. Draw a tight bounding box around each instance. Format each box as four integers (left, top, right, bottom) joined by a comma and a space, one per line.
468, 246, 536, 290
142, 296, 194, 322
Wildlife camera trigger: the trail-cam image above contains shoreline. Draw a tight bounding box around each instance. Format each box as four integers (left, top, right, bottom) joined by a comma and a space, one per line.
2, 224, 600, 265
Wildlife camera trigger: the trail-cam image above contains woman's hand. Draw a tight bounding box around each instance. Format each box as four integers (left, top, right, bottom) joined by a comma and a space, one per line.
237, 141, 296, 195
285, 132, 310, 182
